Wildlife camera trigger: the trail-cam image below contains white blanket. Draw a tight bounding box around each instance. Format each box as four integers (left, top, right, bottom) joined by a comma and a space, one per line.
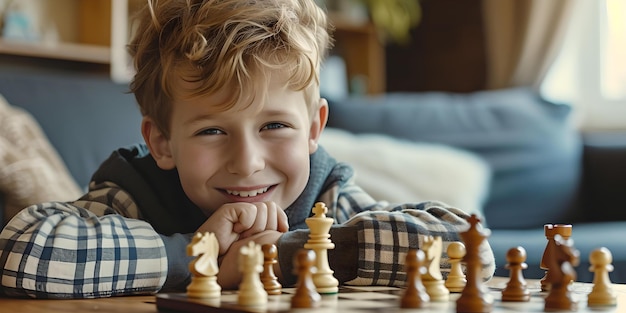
319, 128, 491, 219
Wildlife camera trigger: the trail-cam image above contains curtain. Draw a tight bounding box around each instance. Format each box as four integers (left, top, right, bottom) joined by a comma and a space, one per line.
481, 0, 574, 90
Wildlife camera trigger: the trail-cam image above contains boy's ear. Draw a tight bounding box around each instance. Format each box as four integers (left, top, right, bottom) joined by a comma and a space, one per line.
141, 117, 176, 170
308, 98, 329, 154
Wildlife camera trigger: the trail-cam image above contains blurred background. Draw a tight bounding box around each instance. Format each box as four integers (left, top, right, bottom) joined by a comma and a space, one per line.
1, 0, 625, 130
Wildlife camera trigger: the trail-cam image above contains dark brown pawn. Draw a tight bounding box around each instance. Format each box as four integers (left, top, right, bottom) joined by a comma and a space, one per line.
261, 244, 282, 295
290, 249, 321, 308
401, 249, 430, 308
502, 246, 530, 301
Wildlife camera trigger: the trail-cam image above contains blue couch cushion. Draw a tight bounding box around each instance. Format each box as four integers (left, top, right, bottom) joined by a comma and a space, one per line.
326, 87, 583, 229
0, 68, 144, 189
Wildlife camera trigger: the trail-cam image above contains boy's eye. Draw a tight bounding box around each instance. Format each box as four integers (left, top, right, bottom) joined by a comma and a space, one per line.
197, 128, 224, 136
262, 122, 288, 130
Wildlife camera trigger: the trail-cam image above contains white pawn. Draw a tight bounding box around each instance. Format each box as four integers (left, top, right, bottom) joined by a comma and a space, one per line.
587, 247, 617, 307
445, 241, 466, 292
237, 241, 268, 306
304, 202, 339, 294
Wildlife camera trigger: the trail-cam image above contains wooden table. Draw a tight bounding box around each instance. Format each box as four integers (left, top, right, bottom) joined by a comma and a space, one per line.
0, 294, 156, 313
2, 277, 626, 312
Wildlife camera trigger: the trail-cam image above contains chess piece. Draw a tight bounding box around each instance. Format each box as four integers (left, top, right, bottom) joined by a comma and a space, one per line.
501, 246, 530, 302
421, 236, 449, 301
186, 232, 221, 298
237, 241, 268, 306
544, 234, 579, 312
261, 244, 282, 295
587, 247, 617, 307
291, 249, 321, 308
456, 214, 493, 313
401, 249, 430, 308
445, 241, 467, 293
303, 202, 339, 294
540, 224, 572, 292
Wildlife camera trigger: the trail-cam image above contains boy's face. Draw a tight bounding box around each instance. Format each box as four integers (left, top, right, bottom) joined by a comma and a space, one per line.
143, 74, 328, 216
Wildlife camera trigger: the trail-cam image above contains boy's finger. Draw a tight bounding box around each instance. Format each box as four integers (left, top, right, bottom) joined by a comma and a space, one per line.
239, 202, 269, 238
231, 203, 258, 233
277, 208, 289, 232
261, 201, 288, 232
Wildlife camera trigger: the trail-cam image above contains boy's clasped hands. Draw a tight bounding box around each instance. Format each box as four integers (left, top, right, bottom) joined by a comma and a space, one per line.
198, 201, 288, 288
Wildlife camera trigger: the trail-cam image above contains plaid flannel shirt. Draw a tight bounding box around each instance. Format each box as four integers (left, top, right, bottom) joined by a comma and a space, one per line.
0, 200, 167, 298
0, 146, 495, 298
315, 180, 495, 286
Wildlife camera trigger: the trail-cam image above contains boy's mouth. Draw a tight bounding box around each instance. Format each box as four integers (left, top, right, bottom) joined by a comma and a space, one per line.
225, 186, 271, 198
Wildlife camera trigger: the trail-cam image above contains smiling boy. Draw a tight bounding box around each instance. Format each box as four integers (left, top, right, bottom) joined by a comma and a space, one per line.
145, 67, 329, 287
0, 0, 494, 298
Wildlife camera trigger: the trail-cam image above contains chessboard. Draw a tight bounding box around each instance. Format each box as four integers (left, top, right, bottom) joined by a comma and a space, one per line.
160, 203, 624, 313
155, 278, 626, 313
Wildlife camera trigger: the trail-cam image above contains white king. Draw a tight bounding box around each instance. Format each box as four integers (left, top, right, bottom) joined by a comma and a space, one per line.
304, 202, 339, 294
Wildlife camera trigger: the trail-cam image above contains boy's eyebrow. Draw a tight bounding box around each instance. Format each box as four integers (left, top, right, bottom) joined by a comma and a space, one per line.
183, 109, 296, 125
184, 113, 219, 126
260, 109, 298, 117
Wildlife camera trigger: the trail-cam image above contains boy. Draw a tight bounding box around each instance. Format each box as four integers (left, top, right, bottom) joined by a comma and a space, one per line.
0, 0, 494, 298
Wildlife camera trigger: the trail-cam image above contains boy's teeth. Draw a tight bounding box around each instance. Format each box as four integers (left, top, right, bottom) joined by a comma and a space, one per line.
227, 187, 269, 197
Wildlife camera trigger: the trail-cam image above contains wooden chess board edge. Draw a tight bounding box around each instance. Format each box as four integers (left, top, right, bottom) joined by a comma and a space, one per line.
156, 294, 247, 313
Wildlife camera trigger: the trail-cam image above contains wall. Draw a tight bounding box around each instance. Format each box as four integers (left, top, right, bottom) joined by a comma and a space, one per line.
385, 0, 487, 93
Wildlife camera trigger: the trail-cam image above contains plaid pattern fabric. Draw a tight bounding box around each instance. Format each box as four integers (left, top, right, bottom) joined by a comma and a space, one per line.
319, 178, 495, 287
73, 181, 145, 219
0, 201, 167, 298
344, 206, 495, 286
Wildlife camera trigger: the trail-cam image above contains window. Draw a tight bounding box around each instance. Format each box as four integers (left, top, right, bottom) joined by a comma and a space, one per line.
541, 0, 626, 130
601, 0, 626, 100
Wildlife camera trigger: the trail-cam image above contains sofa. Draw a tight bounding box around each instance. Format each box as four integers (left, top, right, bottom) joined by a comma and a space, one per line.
1, 64, 626, 284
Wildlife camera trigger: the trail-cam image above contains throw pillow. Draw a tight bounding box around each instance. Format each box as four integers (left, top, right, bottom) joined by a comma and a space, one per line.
319, 127, 491, 222
0, 94, 83, 224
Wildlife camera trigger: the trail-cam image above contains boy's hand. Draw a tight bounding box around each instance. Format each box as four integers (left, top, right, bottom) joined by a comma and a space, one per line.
217, 230, 284, 289
197, 201, 289, 254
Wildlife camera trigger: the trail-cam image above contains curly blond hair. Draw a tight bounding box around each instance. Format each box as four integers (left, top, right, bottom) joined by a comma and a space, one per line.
128, 0, 332, 138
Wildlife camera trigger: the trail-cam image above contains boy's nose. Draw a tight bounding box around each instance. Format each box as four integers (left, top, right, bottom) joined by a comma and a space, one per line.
226, 138, 265, 176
